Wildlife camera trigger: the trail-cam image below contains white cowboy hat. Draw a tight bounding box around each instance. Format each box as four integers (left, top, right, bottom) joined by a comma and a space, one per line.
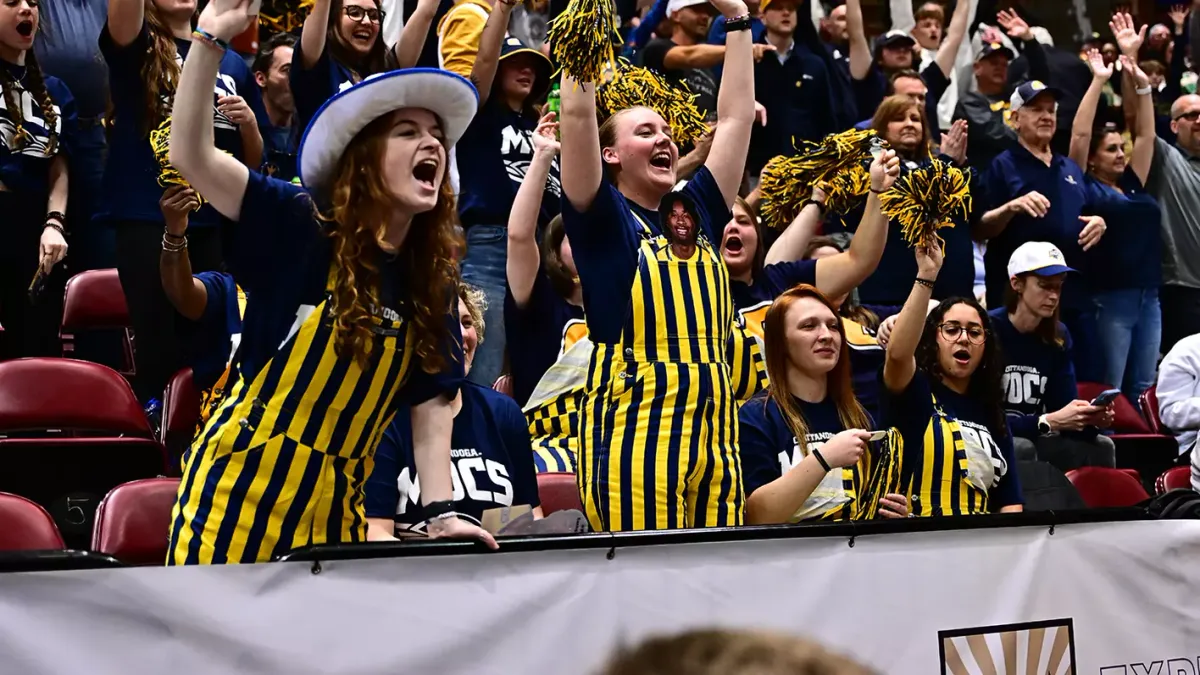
298, 67, 479, 195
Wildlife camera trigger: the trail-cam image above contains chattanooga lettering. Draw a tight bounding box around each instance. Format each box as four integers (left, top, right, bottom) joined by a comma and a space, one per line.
396, 449, 515, 514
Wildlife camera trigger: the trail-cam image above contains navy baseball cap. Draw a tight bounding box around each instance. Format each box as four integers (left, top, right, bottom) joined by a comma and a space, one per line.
876, 29, 916, 52
976, 41, 1015, 62
1010, 80, 1063, 111
498, 36, 552, 99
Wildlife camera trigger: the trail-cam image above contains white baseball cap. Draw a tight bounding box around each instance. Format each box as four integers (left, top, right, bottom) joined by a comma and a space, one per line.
1009, 79, 1062, 112
1007, 241, 1076, 278
667, 0, 710, 14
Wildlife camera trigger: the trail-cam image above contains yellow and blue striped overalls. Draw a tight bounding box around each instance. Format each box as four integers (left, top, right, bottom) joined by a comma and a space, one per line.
577, 218, 742, 531
527, 319, 589, 473
908, 395, 991, 516
168, 274, 421, 564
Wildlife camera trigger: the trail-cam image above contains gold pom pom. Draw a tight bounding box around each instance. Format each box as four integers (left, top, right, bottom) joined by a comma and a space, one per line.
757, 128, 882, 231
259, 0, 315, 34
878, 158, 972, 249
547, 0, 621, 84
596, 58, 708, 144
149, 118, 205, 211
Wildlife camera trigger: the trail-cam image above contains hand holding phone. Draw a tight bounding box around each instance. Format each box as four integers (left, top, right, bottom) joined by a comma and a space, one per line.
1089, 388, 1121, 407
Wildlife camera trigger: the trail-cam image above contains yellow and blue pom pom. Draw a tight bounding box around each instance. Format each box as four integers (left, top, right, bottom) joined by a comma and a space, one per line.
149, 118, 205, 211
758, 128, 882, 231
878, 158, 972, 249
596, 58, 708, 145
547, 0, 621, 84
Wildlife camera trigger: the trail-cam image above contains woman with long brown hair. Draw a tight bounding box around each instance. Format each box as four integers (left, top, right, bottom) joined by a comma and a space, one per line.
103, 0, 263, 404
164, 0, 494, 563
0, 0, 72, 359
740, 285, 909, 525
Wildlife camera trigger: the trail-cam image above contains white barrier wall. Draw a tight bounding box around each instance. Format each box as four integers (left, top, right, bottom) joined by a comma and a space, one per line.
1, 521, 1199, 674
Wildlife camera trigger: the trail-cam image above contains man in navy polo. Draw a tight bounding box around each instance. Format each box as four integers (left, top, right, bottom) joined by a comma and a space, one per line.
976, 80, 1108, 382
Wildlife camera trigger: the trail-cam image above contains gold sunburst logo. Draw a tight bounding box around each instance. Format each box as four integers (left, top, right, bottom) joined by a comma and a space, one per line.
940, 619, 1076, 675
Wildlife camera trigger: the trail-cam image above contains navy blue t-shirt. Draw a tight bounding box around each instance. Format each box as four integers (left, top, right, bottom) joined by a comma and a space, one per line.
504, 273, 583, 407
364, 380, 540, 527
989, 308, 1078, 440
983, 146, 1092, 310
0, 62, 77, 196
882, 370, 1022, 509
189, 272, 243, 391
289, 40, 359, 139
748, 41, 836, 176
562, 167, 731, 344
457, 100, 561, 228
34, 0, 108, 118
233, 171, 464, 404
739, 392, 874, 498
845, 305, 899, 423
1082, 169, 1162, 291
732, 259, 817, 311
260, 119, 298, 184
841, 158, 975, 305
98, 25, 262, 226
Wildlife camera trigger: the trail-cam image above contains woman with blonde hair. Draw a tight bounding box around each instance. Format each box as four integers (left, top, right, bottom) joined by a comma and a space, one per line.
740, 285, 908, 524
164, 0, 494, 563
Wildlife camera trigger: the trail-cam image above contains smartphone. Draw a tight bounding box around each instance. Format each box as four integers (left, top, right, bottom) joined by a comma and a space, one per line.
867, 430, 888, 442
1090, 388, 1121, 407
27, 268, 46, 304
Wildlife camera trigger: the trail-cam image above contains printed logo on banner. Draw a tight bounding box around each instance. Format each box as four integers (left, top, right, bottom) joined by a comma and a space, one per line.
938, 618, 1076, 675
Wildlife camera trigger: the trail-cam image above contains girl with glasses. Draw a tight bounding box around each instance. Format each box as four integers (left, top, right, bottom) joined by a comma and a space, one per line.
881, 242, 1024, 516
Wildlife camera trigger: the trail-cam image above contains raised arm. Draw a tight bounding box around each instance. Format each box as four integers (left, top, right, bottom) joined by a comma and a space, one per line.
1069, 50, 1111, 169
469, 0, 515, 107
298, 0, 332, 69
106, 0, 145, 47
703, 0, 754, 205
933, 0, 971, 78
507, 114, 560, 308
158, 186, 209, 321
813, 150, 901, 298
170, 0, 254, 222
883, 241, 942, 394
889, 0, 914, 32
559, 76, 603, 212
1122, 56, 1156, 185
393, 0, 439, 67
845, 0, 872, 80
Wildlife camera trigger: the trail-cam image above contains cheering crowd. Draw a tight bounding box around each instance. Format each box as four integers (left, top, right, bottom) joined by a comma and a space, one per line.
4, 0, 1200, 563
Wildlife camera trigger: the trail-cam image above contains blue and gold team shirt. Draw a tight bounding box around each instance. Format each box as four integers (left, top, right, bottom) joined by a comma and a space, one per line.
989, 308, 1079, 441
456, 99, 561, 229
99, 24, 264, 226
731, 259, 817, 312
232, 170, 464, 403
364, 380, 540, 528
740, 393, 876, 521
0, 60, 76, 197
190, 271, 244, 392
882, 371, 1022, 515
289, 40, 359, 140
561, 167, 732, 344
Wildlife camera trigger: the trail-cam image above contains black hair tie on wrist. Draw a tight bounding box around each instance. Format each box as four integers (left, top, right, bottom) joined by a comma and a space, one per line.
812, 448, 832, 472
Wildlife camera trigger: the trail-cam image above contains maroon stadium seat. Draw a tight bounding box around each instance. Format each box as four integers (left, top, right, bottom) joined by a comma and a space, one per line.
0, 358, 166, 548
537, 472, 583, 515
1139, 385, 1165, 435
162, 368, 201, 473
61, 269, 136, 377
0, 492, 65, 551
1076, 382, 1178, 492
1066, 467, 1150, 508
92, 478, 180, 565
1155, 466, 1193, 495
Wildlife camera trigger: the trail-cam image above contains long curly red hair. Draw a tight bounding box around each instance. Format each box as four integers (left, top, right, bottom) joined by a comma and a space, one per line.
319, 111, 462, 371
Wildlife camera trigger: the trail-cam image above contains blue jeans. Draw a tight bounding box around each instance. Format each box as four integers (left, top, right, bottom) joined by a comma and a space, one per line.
1094, 287, 1162, 408
1061, 302, 1103, 384
460, 224, 508, 388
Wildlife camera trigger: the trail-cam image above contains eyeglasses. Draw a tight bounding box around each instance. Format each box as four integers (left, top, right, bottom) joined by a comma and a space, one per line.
1174, 111, 1200, 122
343, 5, 384, 23
938, 322, 986, 344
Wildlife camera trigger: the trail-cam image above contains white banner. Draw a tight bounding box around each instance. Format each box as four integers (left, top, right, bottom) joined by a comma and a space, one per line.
1, 521, 1199, 674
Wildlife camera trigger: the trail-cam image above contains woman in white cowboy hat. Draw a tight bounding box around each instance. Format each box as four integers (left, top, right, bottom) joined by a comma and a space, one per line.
164, 0, 496, 564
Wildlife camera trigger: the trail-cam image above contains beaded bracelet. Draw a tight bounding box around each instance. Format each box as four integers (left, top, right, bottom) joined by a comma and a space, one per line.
192, 28, 229, 53
162, 233, 188, 252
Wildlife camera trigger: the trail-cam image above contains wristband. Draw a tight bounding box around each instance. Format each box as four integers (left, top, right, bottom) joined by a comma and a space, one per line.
724, 13, 752, 32
803, 198, 826, 215
914, 277, 935, 289
192, 28, 229, 53
812, 448, 832, 472
1135, 85, 1152, 96
869, 186, 887, 194
422, 499, 455, 520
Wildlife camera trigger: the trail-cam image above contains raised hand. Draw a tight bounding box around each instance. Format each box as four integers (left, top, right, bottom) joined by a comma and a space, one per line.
1086, 48, 1113, 81
915, 239, 944, 277
1120, 55, 1150, 89
996, 9, 1033, 42
197, 0, 259, 42
1169, 4, 1189, 32
532, 111, 560, 155
159, 185, 200, 236
940, 118, 968, 165
869, 148, 901, 193
1109, 12, 1146, 57
707, 0, 749, 19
